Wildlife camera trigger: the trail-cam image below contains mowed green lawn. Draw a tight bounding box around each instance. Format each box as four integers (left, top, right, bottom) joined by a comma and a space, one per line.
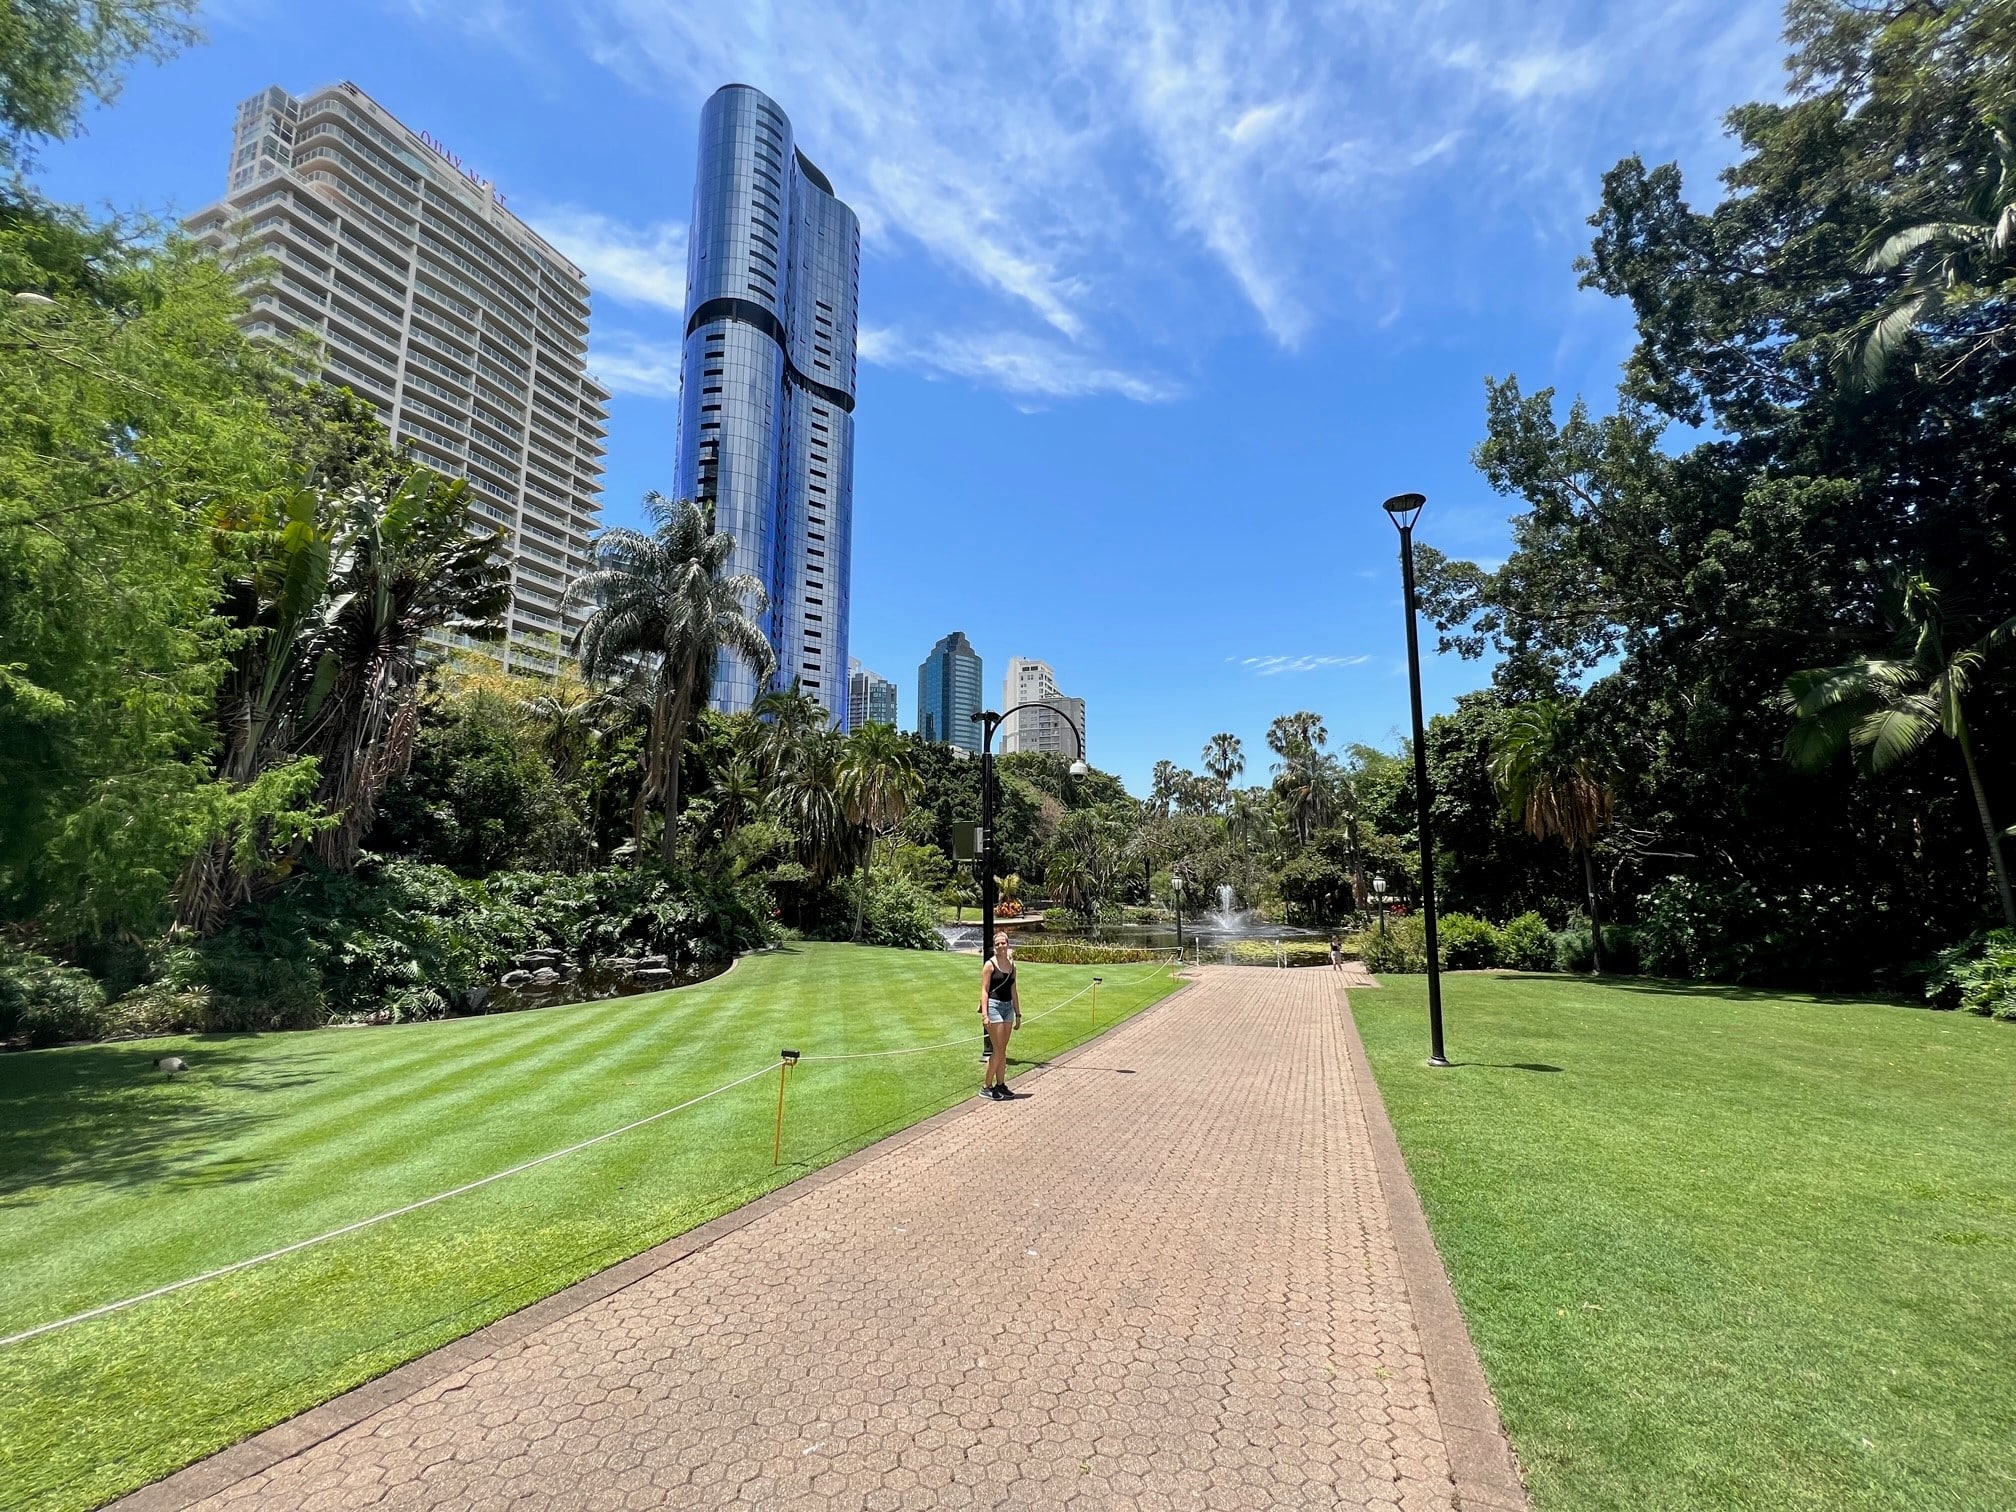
0, 943, 1179, 1512
1353, 973, 2016, 1512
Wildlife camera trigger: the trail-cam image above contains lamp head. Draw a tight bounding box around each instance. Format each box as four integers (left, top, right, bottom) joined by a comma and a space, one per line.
1171, 875, 1183, 893
1069, 758, 1088, 777
1372, 875, 1387, 894
1382, 492, 1426, 531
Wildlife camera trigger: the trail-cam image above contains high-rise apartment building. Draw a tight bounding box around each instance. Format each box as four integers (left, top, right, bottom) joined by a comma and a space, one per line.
846, 659, 898, 731
184, 83, 609, 672
1000, 657, 1088, 761
918, 632, 983, 752
671, 84, 860, 722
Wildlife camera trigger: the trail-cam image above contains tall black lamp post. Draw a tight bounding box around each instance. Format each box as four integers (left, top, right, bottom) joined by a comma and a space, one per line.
971, 704, 1089, 1054
1171, 874, 1185, 957
1384, 492, 1451, 1068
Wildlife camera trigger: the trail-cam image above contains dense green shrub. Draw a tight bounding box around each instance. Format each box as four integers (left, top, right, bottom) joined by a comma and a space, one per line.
812, 872, 944, 951
0, 945, 109, 1045
184, 857, 774, 1029
1356, 915, 1431, 973
1437, 913, 1502, 969
1552, 923, 1642, 975
1497, 912, 1555, 972
1922, 930, 2016, 1020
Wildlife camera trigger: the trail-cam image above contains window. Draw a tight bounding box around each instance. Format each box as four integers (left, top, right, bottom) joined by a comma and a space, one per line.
701, 403, 721, 412
703, 386, 722, 394
703, 367, 723, 377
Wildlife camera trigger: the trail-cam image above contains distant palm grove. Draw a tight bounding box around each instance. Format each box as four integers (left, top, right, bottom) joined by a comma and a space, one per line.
3, 0, 2013, 1045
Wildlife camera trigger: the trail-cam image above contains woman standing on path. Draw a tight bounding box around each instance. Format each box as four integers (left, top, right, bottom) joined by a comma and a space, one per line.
979, 931, 1021, 1101
1329, 937, 1345, 972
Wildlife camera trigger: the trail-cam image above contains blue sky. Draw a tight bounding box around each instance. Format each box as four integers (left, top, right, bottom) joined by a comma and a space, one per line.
35, 0, 1786, 796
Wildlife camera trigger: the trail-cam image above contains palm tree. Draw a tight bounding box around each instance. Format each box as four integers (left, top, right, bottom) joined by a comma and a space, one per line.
306, 472, 517, 871
1266, 711, 1327, 762
1202, 733, 1244, 812
707, 754, 763, 843
1491, 699, 1618, 973
836, 721, 925, 939
748, 682, 830, 780
1784, 574, 2016, 928
567, 494, 772, 865
770, 724, 857, 888
1843, 116, 2016, 390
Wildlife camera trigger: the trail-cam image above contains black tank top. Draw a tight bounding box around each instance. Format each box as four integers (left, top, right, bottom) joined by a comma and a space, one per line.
986, 959, 1015, 1000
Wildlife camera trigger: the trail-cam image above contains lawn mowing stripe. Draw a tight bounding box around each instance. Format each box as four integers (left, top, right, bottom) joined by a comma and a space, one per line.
1, 951, 1182, 1512
6, 961, 1170, 1333
0, 1058, 784, 1349
0, 991, 730, 1321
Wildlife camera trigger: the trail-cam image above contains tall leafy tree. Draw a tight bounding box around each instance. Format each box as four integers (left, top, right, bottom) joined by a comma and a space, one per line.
0, 0, 197, 168
1785, 573, 2016, 927
569, 494, 772, 865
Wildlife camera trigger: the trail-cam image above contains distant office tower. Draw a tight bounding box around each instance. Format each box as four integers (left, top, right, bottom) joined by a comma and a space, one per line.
846, 659, 899, 731
184, 83, 608, 673
671, 84, 860, 723
918, 632, 983, 752
1000, 658, 1088, 761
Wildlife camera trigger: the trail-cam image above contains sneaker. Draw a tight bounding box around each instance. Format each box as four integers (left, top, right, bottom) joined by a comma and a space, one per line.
979, 1085, 999, 1101
994, 1084, 1015, 1100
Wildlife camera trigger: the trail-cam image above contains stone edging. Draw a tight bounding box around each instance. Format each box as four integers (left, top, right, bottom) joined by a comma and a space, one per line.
112, 972, 1199, 1511
1334, 983, 1531, 1511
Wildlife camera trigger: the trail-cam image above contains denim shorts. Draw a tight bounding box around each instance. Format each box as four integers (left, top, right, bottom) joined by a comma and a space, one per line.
985, 998, 1016, 1024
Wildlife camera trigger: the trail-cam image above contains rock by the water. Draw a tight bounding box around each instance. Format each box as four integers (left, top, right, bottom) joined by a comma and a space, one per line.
155, 1056, 187, 1073
633, 967, 675, 985
500, 970, 532, 989
529, 967, 561, 987
520, 948, 564, 967
459, 987, 491, 1013
636, 954, 669, 969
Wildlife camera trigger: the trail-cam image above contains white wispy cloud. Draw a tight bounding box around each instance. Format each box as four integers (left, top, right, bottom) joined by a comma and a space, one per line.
589, 330, 682, 398
524, 205, 688, 314
862, 326, 1178, 405
1235, 654, 1375, 677
568, 0, 1781, 358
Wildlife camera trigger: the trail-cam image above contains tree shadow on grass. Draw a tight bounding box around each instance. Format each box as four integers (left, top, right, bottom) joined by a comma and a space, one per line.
1571, 975, 1920, 1009
0, 1040, 323, 1203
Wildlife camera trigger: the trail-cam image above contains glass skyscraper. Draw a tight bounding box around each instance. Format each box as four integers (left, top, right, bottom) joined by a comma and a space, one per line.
918, 632, 984, 753
672, 84, 860, 722
847, 659, 898, 731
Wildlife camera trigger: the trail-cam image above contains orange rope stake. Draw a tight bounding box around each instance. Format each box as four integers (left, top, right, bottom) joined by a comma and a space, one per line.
772, 1050, 800, 1166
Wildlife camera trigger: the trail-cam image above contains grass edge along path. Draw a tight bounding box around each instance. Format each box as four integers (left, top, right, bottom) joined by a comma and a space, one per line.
0, 944, 1181, 1512
1349, 972, 2016, 1512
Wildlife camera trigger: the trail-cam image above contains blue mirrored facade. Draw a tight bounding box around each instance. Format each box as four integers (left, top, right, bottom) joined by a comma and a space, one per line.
674, 84, 860, 721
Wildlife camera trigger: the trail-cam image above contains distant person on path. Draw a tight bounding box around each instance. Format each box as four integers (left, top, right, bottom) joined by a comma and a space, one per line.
979, 931, 1021, 1101
1329, 936, 1345, 972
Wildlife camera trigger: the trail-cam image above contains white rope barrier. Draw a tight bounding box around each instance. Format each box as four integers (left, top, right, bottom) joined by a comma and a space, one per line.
0, 957, 1182, 1350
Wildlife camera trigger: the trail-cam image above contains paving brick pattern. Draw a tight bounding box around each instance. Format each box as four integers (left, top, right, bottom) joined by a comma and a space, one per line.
170, 967, 1514, 1511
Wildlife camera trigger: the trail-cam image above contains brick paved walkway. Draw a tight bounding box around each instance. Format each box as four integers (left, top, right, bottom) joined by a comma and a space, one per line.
137, 967, 1523, 1511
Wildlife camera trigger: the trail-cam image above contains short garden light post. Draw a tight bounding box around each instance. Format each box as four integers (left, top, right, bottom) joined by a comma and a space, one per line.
1384, 492, 1450, 1068
1373, 875, 1388, 937
1171, 873, 1185, 957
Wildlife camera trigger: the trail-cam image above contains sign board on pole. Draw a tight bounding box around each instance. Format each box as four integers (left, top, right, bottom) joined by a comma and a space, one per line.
951, 822, 981, 862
